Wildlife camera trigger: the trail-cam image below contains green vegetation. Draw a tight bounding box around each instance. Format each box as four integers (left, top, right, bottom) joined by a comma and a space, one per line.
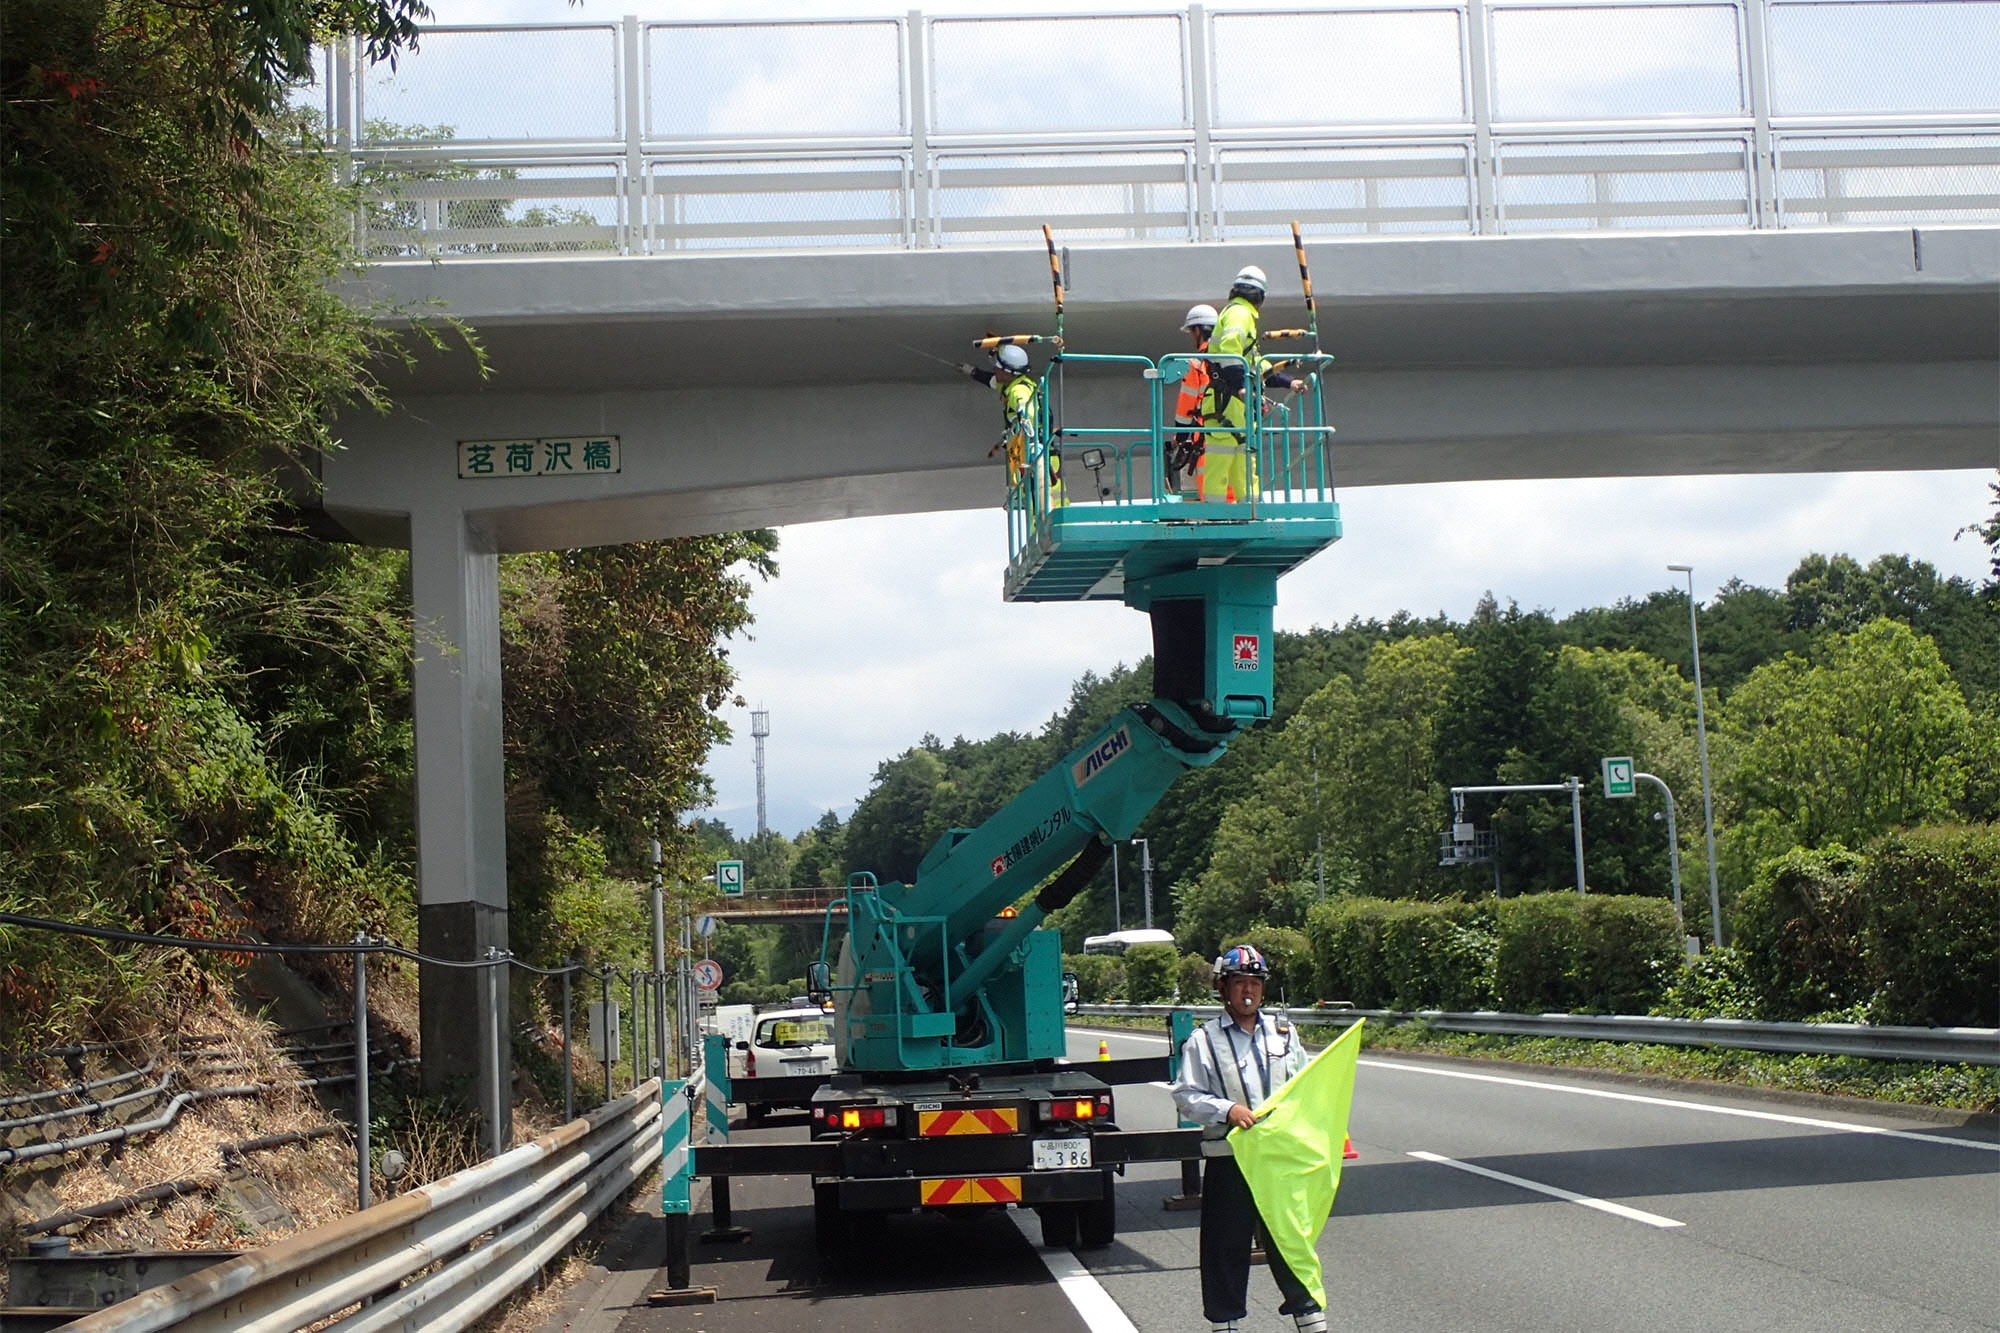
703, 510, 1997, 1052
0, 0, 775, 1047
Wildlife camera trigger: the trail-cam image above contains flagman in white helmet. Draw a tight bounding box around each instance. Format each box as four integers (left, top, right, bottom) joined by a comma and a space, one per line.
958, 343, 1064, 514
1199, 265, 1306, 503
1171, 943, 1322, 1333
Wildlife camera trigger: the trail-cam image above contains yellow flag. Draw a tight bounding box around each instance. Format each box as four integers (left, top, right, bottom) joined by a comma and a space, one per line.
1227, 1018, 1364, 1310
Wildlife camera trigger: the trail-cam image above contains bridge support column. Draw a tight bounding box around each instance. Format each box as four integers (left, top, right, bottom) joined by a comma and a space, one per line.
410, 510, 512, 1142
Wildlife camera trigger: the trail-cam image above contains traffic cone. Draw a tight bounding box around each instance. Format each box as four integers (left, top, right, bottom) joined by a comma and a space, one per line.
1097, 1039, 1110, 1061
1343, 1137, 1359, 1160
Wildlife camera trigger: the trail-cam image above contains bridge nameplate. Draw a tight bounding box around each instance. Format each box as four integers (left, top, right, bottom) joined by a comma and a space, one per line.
458, 436, 620, 479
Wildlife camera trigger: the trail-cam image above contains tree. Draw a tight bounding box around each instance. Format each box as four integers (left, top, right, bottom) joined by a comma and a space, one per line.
1720, 619, 1975, 880
791, 810, 847, 888
500, 537, 777, 966
1332, 634, 1464, 897
843, 746, 950, 884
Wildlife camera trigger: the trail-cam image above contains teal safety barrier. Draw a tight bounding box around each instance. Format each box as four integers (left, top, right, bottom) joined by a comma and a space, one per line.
701, 1033, 731, 1142
660, 1077, 693, 1215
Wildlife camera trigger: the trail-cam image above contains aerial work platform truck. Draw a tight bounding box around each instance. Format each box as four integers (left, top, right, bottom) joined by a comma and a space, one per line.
684, 228, 1343, 1261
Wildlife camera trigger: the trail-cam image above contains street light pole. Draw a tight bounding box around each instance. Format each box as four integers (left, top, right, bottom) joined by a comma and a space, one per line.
1110, 842, 1122, 932
1668, 564, 1725, 947
1130, 838, 1153, 929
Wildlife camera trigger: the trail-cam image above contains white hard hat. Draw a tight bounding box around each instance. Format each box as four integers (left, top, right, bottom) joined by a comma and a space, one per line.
994, 344, 1030, 373
1182, 303, 1219, 331
1231, 265, 1268, 295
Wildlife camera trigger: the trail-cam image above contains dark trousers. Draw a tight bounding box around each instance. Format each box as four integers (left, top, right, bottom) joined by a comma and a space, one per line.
1199, 1154, 1318, 1323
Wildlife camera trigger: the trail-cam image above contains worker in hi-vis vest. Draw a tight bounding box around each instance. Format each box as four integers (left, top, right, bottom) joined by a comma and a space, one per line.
1202, 266, 1306, 503
1170, 303, 1218, 497
959, 343, 1064, 513
1170, 944, 1322, 1333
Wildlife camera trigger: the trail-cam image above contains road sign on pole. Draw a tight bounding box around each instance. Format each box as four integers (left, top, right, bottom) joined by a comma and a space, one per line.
716, 859, 745, 897
694, 914, 718, 939
692, 959, 723, 992
1602, 757, 1636, 798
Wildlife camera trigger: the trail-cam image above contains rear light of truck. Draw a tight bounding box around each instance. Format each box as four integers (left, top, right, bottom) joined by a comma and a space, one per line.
814, 1104, 898, 1132
1036, 1093, 1113, 1123
745, 1048, 756, 1078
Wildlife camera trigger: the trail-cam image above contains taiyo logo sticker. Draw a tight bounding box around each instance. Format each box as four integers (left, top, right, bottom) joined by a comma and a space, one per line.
1232, 634, 1260, 671
1072, 726, 1132, 787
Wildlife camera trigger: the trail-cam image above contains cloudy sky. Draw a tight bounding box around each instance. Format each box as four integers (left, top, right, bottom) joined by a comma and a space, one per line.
396, 0, 1998, 836
703, 469, 1998, 838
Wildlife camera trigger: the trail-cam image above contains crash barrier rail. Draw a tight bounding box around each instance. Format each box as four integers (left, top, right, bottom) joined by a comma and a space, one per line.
0, 912, 677, 1208
294, 1, 2000, 256
63, 1079, 664, 1333
1074, 1003, 2000, 1065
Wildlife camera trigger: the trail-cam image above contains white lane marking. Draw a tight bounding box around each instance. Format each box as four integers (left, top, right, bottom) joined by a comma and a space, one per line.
1360, 1059, 2000, 1154
1010, 1210, 1139, 1333
1407, 1150, 1685, 1229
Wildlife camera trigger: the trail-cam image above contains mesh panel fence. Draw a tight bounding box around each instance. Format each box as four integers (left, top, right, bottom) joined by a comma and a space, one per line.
1769, 1, 2000, 115
1775, 134, 2000, 224
1210, 9, 1467, 127
326, 4, 2000, 254
1490, 4, 1745, 121
361, 27, 619, 145
647, 22, 904, 139
933, 152, 1191, 244
928, 16, 1187, 133
648, 156, 910, 250
1496, 138, 1754, 230
1216, 145, 1476, 235
362, 160, 623, 256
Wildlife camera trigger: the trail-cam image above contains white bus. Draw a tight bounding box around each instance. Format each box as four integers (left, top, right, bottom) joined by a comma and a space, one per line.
1081, 928, 1176, 956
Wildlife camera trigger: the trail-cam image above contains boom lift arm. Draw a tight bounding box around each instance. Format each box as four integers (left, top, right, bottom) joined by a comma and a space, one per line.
833, 563, 1282, 1072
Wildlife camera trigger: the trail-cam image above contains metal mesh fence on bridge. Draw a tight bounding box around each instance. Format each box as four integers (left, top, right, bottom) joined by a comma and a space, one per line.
283, 1, 2000, 257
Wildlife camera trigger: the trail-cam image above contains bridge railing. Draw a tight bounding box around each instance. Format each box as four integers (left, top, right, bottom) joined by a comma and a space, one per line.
296, 0, 2000, 258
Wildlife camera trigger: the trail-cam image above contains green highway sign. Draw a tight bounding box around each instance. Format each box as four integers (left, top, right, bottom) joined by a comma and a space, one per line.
1602, 757, 1636, 798
716, 859, 745, 897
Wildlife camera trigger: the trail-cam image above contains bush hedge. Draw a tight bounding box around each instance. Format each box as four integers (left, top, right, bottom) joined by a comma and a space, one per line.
1308, 893, 1680, 1013
1734, 825, 1998, 1026
1861, 826, 1999, 1027
1122, 943, 1179, 1002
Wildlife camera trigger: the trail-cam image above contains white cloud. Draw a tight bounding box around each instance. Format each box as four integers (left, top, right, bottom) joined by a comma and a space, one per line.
704, 467, 1998, 836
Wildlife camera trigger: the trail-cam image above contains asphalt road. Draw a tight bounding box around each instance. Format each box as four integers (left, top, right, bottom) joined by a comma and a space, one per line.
609, 1024, 1998, 1333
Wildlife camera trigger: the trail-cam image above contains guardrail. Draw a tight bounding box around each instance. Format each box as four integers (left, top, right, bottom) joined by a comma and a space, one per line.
65, 1079, 665, 1333
1074, 1004, 2000, 1066
296, 0, 2000, 257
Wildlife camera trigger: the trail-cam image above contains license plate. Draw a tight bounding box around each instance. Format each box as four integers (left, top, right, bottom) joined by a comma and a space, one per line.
782, 1059, 826, 1074
1032, 1138, 1092, 1171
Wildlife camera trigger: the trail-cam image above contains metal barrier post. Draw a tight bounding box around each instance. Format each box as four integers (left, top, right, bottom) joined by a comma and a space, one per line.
484, 949, 507, 1159
353, 933, 372, 1211
1164, 1007, 1202, 1209
601, 967, 613, 1105
561, 960, 575, 1123
629, 968, 641, 1093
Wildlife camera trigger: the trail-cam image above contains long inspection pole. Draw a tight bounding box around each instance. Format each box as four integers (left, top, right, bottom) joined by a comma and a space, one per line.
1450, 781, 1587, 895
1633, 772, 1683, 931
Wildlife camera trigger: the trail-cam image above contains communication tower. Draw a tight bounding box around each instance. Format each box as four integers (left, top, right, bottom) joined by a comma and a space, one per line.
751, 709, 771, 836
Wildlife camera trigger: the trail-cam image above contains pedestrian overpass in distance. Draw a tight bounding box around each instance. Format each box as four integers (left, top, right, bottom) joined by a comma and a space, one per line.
295, 2, 2000, 1119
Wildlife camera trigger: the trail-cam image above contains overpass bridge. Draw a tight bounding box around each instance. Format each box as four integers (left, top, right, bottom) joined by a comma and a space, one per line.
289, 2, 2000, 1125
